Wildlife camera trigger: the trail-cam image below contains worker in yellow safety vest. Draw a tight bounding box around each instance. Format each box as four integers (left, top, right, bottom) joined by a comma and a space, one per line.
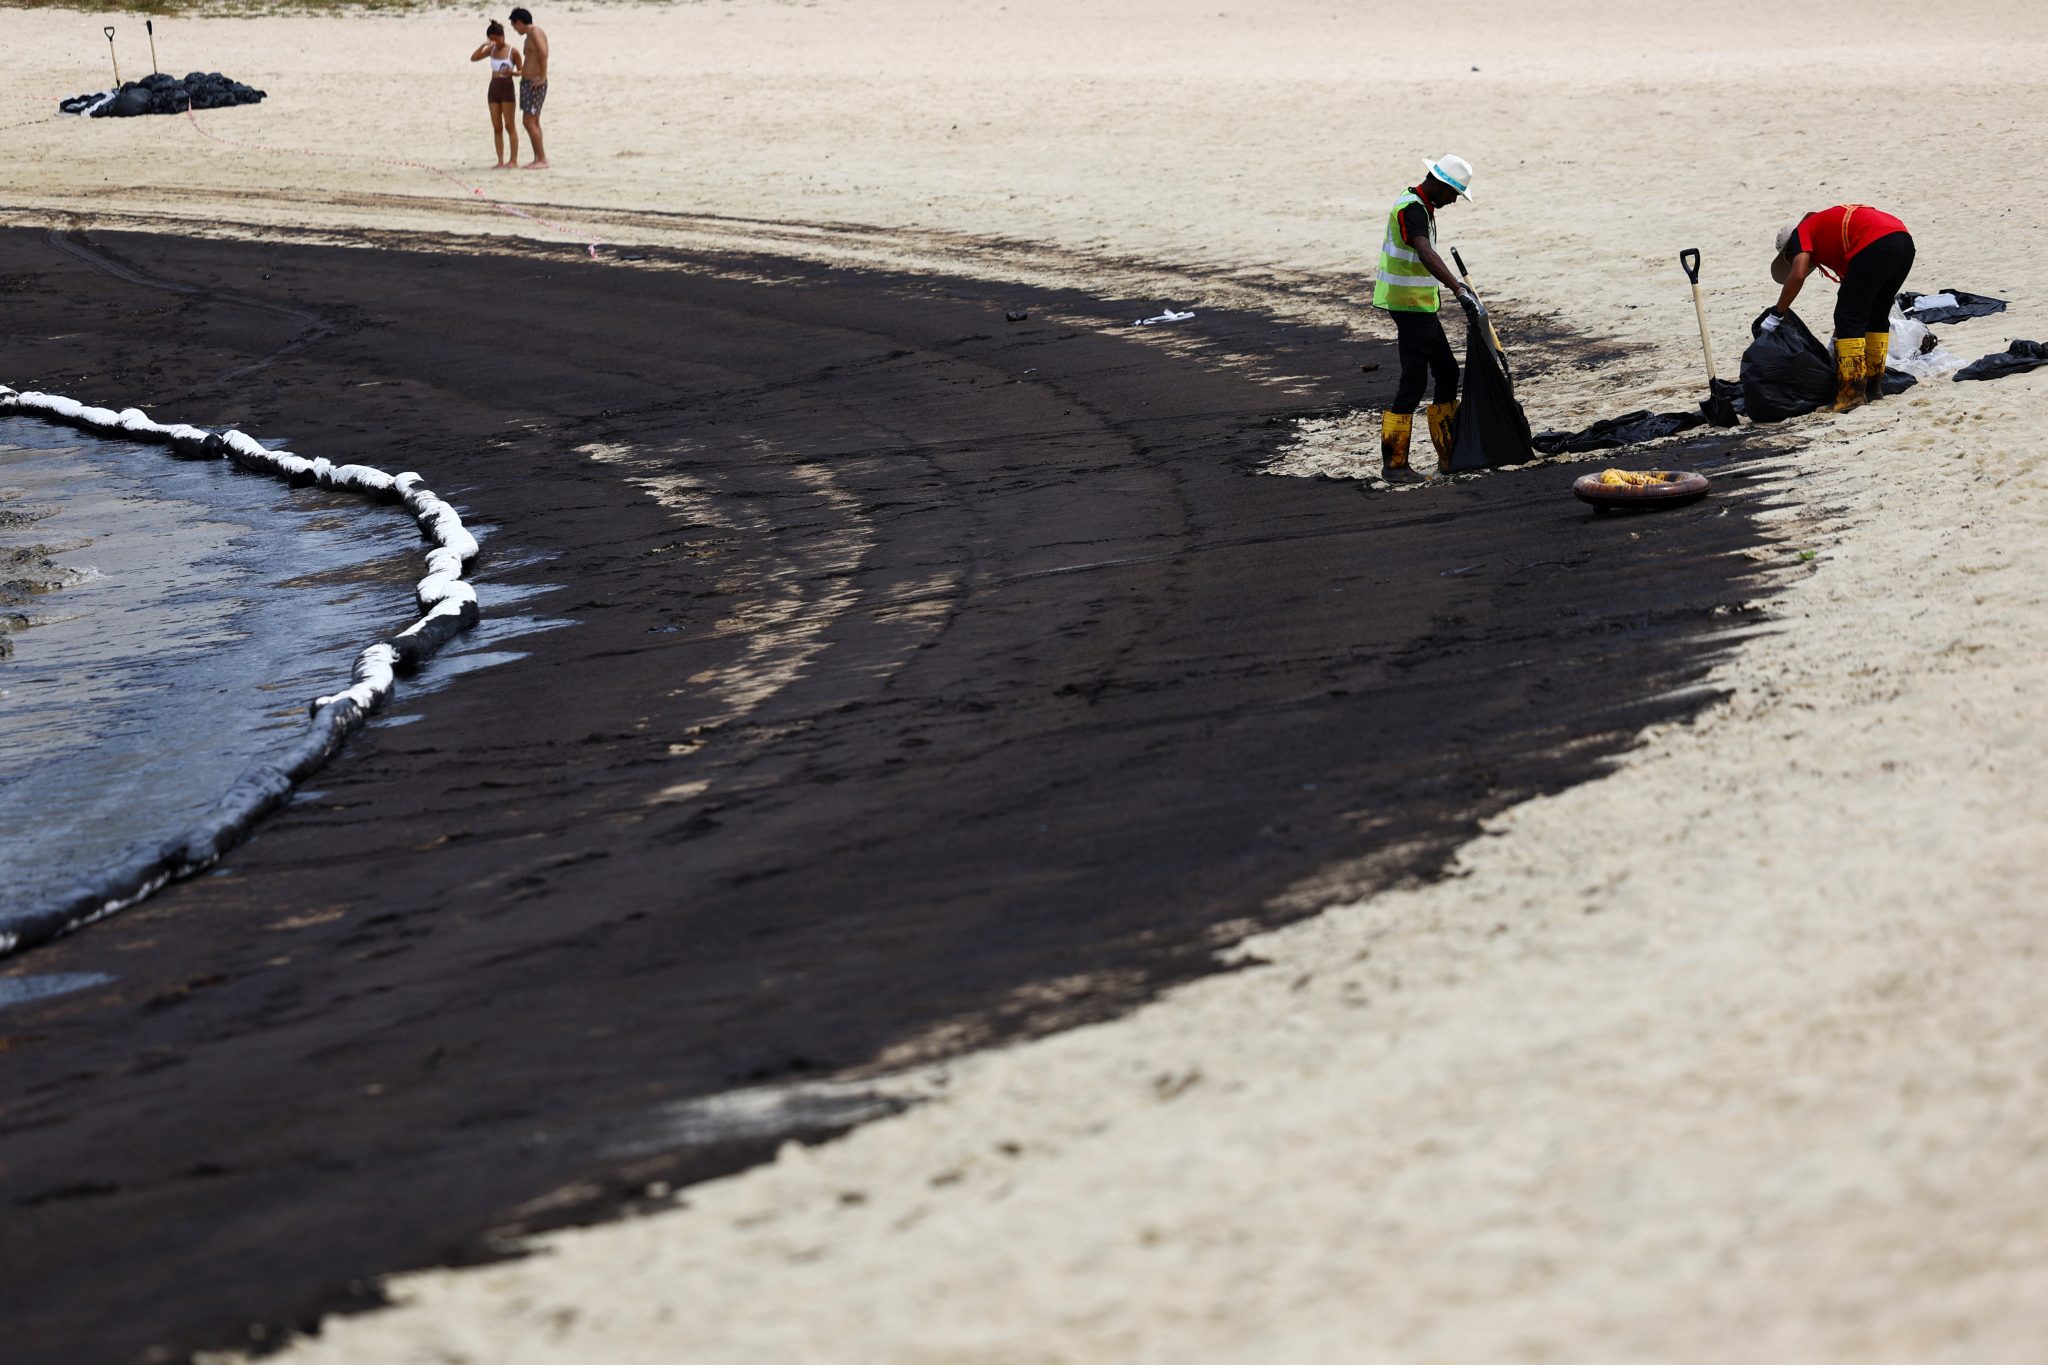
1374, 154, 1479, 481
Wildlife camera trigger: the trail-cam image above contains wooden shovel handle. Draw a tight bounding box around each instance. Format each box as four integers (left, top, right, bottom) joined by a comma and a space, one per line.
1680, 251, 1719, 382
1449, 248, 1507, 363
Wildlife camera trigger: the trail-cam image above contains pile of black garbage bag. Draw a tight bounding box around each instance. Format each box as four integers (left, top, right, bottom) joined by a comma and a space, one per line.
60, 71, 266, 118
1516, 284, 2034, 461
1532, 308, 1925, 453
1735, 307, 1915, 422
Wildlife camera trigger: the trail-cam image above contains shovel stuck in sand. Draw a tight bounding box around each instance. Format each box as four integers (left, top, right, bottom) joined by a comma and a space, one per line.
1680, 248, 1740, 427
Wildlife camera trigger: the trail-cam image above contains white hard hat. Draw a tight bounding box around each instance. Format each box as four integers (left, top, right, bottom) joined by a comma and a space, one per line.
1422, 154, 1475, 200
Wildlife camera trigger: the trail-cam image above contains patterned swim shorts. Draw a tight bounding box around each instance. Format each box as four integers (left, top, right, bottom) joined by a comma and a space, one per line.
519, 79, 548, 117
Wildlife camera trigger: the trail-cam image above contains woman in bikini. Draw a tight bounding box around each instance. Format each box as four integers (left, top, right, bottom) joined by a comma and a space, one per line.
470, 21, 523, 169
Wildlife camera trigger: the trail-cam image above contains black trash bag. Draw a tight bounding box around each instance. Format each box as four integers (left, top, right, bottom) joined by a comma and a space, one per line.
1446, 302, 1532, 471
1954, 340, 2048, 383
1740, 307, 1833, 422
1532, 408, 1707, 457
1898, 289, 2007, 325
1881, 368, 1917, 395
94, 83, 156, 118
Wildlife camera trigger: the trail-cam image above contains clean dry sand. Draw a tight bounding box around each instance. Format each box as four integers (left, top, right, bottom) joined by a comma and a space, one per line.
3, 1, 2045, 1360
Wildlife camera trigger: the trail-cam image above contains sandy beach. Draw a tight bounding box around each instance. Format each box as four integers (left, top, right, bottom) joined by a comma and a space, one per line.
1, 1, 2045, 1361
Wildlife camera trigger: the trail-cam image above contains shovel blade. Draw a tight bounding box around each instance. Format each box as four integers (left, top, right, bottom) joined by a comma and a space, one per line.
1699, 377, 1742, 428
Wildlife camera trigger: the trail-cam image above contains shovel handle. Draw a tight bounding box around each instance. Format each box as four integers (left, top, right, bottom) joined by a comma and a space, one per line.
1447, 246, 1507, 368
1690, 288, 1720, 381
1678, 249, 1719, 380
104, 25, 116, 40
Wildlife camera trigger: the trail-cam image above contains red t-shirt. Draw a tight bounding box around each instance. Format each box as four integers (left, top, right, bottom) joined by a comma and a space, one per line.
1794, 205, 1909, 277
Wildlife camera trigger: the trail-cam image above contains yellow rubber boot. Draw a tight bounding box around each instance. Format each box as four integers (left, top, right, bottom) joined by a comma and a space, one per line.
1832, 335, 1867, 413
1425, 401, 1459, 474
1379, 411, 1422, 482
1864, 330, 1890, 402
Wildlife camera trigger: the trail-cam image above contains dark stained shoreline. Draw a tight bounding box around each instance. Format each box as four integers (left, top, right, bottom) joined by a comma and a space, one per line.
0, 225, 1786, 1364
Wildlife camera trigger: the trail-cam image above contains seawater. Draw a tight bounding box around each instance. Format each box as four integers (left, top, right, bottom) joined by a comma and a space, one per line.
0, 415, 425, 937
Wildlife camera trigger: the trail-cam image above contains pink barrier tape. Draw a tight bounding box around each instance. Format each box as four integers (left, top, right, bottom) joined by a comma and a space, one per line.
184, 100, 604, 259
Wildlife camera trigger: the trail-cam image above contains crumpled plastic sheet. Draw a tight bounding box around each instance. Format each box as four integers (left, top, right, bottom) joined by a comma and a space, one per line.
0, 382, 484, 956
1884, 306, 1966, 379
57, 88, 119, 118
1897, 289, 2007, 326
1954, 340, 2048, 383
1533, 408, 1707, 457
1135, 309, 1195, 326
1536, 362, 1919, 455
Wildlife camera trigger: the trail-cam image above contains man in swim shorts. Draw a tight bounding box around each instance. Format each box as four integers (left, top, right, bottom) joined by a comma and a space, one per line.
510, 6, 550, 169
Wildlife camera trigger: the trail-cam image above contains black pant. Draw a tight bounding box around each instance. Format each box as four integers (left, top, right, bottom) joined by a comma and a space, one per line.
1836, 231, 1915, 338
1391, 309, 1459, 413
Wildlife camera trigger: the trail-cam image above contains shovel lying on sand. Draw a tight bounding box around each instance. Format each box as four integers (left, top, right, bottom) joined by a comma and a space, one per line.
1680, 248, 1740, 427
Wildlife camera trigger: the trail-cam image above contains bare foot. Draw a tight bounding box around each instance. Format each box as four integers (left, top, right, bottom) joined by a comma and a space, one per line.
523, 159, 551, 170
493, 162, 514, 170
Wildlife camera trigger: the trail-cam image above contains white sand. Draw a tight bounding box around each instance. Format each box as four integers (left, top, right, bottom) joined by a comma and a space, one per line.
7, 2, 2047, 1360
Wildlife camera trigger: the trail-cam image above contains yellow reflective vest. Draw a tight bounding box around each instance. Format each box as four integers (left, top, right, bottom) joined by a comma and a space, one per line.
1373, 190, 1439, 314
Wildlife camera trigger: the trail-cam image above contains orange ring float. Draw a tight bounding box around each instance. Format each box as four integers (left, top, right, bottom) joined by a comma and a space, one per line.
1572, 468, 1711, 511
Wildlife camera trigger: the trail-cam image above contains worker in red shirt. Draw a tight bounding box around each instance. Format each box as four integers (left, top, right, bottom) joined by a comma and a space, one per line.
1767, 204, 1916, 412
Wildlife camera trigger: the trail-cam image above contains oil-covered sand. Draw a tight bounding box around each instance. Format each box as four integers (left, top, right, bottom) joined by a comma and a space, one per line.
0, 226, 1781, 1363
3, 1, 2045, 1360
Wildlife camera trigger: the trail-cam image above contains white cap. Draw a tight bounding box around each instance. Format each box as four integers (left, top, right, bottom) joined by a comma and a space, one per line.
1771, 219, 1807, 283
1422, 154, 1476, 200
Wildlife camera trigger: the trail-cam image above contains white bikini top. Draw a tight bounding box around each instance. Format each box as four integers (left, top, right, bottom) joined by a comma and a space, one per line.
490, 52, 515, 73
